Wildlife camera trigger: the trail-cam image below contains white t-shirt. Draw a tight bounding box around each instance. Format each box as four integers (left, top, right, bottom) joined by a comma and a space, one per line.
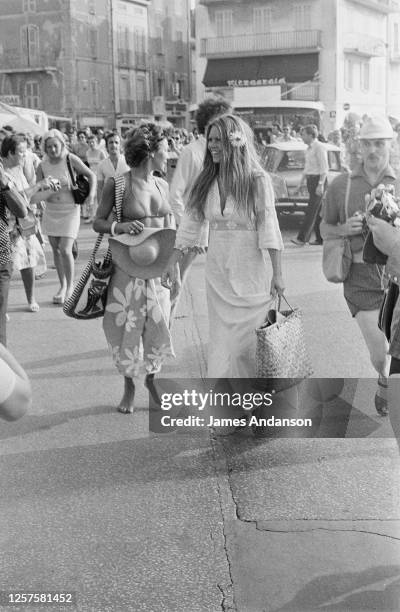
0, 358, 16, 403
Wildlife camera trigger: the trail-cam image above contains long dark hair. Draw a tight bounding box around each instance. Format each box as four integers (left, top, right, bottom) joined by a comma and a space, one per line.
187, 114, 265, 221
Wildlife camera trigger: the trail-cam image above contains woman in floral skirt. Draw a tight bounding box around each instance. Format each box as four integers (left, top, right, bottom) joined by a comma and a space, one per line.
93, 123, 175, 413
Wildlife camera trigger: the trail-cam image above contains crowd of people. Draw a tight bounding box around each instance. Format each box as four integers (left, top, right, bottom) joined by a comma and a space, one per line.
0, 101, 399, 452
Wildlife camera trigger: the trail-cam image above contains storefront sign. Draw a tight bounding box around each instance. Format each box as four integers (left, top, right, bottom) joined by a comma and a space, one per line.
227, 77, 286, 88
0, 95, 20, 105
80, 117, 105, 127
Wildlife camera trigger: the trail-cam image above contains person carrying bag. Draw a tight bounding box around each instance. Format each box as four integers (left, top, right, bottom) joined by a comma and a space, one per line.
321, 173, 352, 283
63, 175, 124, 319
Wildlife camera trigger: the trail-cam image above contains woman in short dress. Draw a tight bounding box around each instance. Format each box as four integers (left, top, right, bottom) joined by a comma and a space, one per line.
163, 114, 285, 377
93, 123, 174, 413
1, 134, 57, 311
37, 129, 96, 304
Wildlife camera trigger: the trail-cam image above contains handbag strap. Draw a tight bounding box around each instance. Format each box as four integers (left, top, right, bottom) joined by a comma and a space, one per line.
344, 172, 351, 221
98, 175, 126, 266
277, 294, 295, 313
65, 154, 77, 188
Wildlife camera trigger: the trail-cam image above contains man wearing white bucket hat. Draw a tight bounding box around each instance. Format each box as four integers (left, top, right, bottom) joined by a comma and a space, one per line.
93, 123, 176, 414
322, 115, 398, 416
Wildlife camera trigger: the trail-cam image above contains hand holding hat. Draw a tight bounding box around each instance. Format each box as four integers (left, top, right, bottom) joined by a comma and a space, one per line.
110, 226, 176, 279
123, 220, 144, 235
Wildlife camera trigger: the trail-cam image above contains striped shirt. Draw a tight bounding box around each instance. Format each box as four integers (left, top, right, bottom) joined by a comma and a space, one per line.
0, 192, 11, 266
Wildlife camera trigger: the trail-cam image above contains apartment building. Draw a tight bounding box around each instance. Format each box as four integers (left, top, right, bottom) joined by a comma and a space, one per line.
148, 0, 192, 127
196, 0, 400, 133
113, 0, 152, 133
0, 0, 115, 129
0, 0, 195, 131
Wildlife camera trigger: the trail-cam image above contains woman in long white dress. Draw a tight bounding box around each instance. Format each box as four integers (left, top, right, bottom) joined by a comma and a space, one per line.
163, 114, 285, 377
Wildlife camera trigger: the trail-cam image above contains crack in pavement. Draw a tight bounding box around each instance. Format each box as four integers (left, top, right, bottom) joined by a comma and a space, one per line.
210, 434, 239, 612
254, 526, 400, 541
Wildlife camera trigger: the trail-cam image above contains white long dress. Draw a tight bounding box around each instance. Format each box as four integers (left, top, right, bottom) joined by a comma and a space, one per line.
176, 172, 283, 377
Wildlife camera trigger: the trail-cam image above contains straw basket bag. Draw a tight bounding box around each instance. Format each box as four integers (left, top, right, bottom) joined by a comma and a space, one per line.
255, 296, 313, 387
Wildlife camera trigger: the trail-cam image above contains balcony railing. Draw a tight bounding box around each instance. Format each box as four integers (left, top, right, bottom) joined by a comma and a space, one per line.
0, 49, 59, 71
343, 32, 385, 56
283, 83, 320, 101
347, 0, 400, 12
117, 49, 148, 69
200, 30, 322, 57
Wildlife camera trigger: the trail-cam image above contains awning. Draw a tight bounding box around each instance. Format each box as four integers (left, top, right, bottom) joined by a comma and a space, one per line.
202, 54, 319, 88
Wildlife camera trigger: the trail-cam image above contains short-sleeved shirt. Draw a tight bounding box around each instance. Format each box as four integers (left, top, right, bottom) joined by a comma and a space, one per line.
97, 156, 130, 184
304, 139, 329, 176
323, 164, 400, 253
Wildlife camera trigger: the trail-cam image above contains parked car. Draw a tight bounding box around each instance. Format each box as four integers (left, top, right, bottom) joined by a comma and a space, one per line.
261, 141, 344, 214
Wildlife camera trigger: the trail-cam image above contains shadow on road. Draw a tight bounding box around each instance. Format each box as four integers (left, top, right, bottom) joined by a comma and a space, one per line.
275, 565, 400, 611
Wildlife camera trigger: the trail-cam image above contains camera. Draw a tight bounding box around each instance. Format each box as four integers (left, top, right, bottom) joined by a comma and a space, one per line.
363, 184, 400, 265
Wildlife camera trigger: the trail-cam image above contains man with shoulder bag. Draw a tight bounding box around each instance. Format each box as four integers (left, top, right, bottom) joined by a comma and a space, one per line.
320, 116, 399, 417
0, 161, 28, 345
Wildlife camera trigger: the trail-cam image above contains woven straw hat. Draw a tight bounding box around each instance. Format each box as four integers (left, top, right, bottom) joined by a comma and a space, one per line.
109, 227, 176, 279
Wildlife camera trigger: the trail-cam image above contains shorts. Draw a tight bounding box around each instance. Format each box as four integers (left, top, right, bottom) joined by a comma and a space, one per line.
343, 263, 384, 317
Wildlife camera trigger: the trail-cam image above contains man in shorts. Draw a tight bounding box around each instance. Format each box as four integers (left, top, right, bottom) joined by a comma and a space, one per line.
321, 116, 398, 416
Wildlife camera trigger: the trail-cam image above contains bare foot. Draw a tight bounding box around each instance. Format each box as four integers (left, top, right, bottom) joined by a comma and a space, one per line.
28, 301, 40, 312
117, 377, 135, 414
53, 287, 66, 305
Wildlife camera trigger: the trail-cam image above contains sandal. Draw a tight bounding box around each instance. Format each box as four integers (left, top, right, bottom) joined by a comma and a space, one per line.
52, 295, 64, 305
375, 377, 388, 417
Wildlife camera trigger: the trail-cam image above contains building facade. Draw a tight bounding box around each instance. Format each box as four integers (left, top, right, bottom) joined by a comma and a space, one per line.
0, 0, 116, 129
112, 0, 152, 134
148, 0, 192, 127
0, 0, 194, 131
196, 0, 400, 134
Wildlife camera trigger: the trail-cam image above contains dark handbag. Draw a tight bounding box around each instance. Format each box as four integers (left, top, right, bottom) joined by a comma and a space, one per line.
378, 280, 399, 341
63, 175, 125, 319
66, 154, 90, 205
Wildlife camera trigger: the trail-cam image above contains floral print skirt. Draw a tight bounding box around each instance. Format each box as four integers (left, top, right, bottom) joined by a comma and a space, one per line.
103, 265, 174, 379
